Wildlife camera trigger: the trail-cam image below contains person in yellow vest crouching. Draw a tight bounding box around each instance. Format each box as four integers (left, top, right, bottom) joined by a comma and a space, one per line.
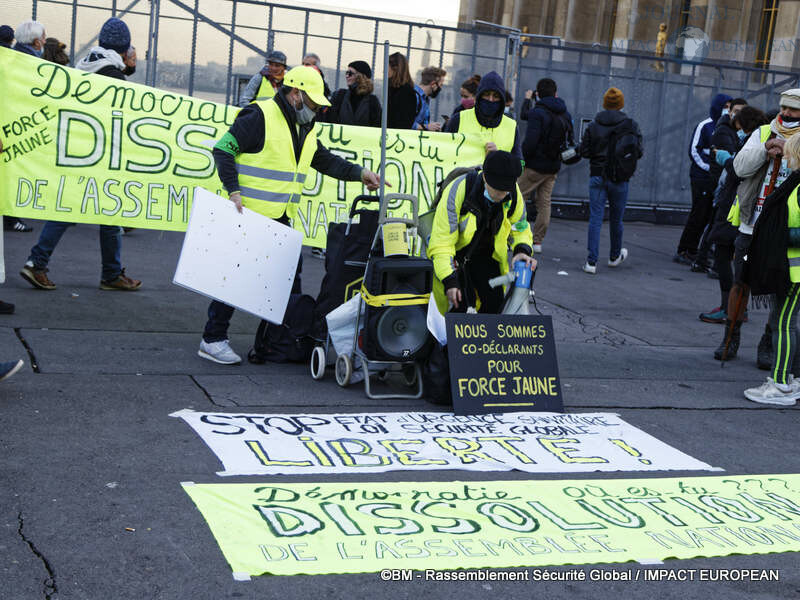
199, 66, 382, 364
428, 150, 536, 315
239, 49, 287, 107
742, 133, 800, 405
443, 71, 522, 160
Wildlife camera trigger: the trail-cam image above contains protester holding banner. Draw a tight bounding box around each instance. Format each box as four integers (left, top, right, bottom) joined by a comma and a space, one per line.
322, 60, 381, 127
199, 66, 383, 365
443, 71, 522, 159
239, 50, 287, 106
427, 150, 535, 315
19, 18, 142, 292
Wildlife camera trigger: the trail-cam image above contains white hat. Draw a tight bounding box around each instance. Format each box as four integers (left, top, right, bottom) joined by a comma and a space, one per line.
780, 89, 800, 110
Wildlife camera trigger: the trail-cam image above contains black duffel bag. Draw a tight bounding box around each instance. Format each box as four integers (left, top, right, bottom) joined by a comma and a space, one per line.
248, 294, 316, 363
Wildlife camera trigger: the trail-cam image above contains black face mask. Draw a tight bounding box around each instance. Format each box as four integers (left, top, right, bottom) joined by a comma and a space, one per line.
477, 98, 501, 118
429, 85, 441, 99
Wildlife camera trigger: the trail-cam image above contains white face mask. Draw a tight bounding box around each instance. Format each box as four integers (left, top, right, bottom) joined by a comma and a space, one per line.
295, 103, 315, 124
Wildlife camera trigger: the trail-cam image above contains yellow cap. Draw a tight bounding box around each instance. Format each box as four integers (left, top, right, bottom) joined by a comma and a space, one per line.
283, 65, 331, 107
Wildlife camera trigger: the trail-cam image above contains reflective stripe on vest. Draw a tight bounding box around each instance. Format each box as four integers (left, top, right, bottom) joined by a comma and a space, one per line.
457, 108, 516, 152
254, 76, 277, 102
446, 174, 467, 233
235, 98, 317, 219
787, 186, 800, 282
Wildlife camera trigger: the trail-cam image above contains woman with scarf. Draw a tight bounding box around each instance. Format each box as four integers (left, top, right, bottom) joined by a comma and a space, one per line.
322, 61, 381, 127
443, 71, 522, 159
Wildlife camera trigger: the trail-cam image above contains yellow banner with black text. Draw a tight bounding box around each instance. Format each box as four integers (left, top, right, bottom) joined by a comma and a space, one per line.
0, 47, 485, 247
183, 475, 800, 577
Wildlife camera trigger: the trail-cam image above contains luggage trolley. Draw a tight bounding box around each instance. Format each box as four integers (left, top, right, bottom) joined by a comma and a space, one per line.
308, 195, 380, 381
331, 193, 433, 399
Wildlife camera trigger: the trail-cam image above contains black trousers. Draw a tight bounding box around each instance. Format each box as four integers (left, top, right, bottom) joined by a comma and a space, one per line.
452, 254, 504, 314
677, 177, 716, 254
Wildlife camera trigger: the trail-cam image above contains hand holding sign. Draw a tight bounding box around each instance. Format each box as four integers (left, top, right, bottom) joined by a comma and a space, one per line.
360, 168, 389, 191
229, 191, 243, 214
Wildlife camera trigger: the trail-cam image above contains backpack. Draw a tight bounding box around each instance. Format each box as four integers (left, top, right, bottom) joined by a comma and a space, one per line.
542, 110, 570, 161
418, 166, 482, 250
248, 294, 316, 363
605, 118, 640, 183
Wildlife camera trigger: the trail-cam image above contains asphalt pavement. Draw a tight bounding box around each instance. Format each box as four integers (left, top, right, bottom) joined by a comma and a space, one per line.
0, 216, 798, 599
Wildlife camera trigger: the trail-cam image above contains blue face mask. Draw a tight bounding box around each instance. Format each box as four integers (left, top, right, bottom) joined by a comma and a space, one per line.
477, 98, 501, 118
721, 108, 729, 117
737, 129, 747, 141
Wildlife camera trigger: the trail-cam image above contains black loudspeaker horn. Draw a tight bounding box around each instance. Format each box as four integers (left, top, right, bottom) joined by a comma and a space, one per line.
362, 257, 433, 362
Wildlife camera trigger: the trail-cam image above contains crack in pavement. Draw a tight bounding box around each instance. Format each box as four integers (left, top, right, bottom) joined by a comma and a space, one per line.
538, 299, 642, 346
189, 375, 232, 407
14, 328, 40, 373
17, 512, 57, 599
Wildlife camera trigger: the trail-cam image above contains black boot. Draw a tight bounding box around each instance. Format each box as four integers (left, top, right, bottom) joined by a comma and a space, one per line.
714, 319, 741, 361
757, 323, 773, 370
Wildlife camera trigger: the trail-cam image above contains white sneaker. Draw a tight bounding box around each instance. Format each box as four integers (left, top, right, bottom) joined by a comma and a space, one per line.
582, 262, 596, 274
608, 248, 628, 267
744, 377, 800, 406
198, 339, 242, 365
532, 244, 542, 253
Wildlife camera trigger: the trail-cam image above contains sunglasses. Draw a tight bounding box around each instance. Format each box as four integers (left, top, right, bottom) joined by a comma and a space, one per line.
345, 70, 357, 76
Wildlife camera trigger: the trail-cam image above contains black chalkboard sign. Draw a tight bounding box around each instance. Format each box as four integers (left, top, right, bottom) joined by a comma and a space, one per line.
445, 313, 563, 415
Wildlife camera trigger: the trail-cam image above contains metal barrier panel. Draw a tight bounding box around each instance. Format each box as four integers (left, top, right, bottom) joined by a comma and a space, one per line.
518, 43, 799, 208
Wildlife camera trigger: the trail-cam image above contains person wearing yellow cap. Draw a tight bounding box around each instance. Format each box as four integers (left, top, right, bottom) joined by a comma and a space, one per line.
199, 65, 383, 365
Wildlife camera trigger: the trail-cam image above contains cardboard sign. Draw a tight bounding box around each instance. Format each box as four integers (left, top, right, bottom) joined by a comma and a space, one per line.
173, 188, 302, 324
446, 314, 563, 415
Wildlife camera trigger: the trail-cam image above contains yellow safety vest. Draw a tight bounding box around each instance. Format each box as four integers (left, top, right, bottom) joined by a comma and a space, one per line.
787, 186, 800, 282
457, 108, 516, 152
727, 124, 773, 226
254, 76, 278, 102
235, 98, 317, 220
427, 174, 532, 314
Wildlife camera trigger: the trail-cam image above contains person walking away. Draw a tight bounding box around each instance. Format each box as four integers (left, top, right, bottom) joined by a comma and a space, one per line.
518, 77, 573, 253
239, 50, 287, 106
674, 93, 733, 265
20, 18, 141, 292
578, 87, 643, 274
198, 66, 383, 364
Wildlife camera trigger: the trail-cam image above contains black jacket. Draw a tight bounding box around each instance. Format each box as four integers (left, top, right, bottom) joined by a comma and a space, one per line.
579, 109, 643, 177
323, 88, 382, 127
522, 96, 573, 174
709, 113, 739, 185
386, 83, 417, 130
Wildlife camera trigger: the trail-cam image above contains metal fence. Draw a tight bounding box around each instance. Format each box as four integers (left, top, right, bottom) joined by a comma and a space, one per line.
519, 44, 800, 208
16, 0, 800, 209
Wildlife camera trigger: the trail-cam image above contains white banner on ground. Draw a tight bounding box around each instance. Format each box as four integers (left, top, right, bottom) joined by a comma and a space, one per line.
172, 409, 719, 476
172, 188, 302, 324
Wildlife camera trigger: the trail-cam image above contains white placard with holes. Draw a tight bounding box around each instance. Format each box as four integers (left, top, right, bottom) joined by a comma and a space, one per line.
173, 187, 301, 324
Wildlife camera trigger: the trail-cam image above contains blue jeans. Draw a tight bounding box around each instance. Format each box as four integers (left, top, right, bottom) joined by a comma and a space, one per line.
587, 175, 629, 264
28, 221, 122, 281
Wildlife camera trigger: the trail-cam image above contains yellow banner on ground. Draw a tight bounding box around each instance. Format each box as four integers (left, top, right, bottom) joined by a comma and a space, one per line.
183, 474, 800, 577
0, 48, 485, 247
